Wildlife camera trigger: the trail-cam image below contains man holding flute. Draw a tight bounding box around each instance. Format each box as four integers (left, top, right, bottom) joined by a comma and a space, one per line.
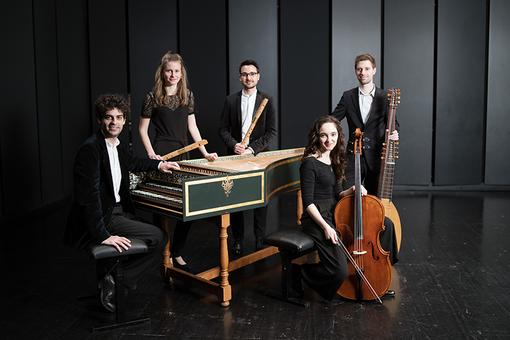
219, 59, 277, 256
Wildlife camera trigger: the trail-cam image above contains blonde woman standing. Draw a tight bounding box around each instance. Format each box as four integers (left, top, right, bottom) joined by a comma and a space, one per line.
139, 51, 217, 271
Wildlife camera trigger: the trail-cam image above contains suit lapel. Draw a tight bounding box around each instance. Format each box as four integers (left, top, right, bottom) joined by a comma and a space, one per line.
98, 134, 115, 197
253, 92, 264, 122
365, 87, 385, 126
349, 88, 364, 127
235, 91, 242, 128
117, 144, 131, 197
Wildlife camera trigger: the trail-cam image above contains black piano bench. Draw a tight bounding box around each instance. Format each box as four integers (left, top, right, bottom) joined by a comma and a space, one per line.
90, 239, 150, 332
264, 229, 315, 307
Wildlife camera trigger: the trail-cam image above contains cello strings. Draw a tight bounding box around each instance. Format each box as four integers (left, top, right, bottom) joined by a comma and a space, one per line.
336, 237, 383, 304
336, 130, 383, 304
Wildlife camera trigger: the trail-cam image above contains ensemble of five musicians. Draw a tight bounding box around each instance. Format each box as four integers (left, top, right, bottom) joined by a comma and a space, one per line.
65, 52, 399, 312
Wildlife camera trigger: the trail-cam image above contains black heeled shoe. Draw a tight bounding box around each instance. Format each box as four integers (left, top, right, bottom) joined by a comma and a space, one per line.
172, 258, 192, 272
384, 289, 396, 297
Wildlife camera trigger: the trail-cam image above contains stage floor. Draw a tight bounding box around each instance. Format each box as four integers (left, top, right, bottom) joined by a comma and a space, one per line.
1, 190, 509, 339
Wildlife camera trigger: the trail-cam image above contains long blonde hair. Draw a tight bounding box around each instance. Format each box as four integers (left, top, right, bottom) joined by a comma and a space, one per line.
153, 51, 190, 106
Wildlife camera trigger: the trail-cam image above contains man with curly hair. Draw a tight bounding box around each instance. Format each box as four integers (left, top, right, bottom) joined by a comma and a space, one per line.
66, 94, 179, 312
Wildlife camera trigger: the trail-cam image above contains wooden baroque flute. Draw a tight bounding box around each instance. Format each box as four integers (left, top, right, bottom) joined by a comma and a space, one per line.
161, 140, 208, 161
241, 97, 268, 147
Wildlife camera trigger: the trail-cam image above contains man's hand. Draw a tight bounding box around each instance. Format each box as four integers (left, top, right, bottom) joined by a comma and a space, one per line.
388, 129, 399, 141
159, 161, 180, 173
101, 235, 131, 253
234, 143, 246, 155
241, 147, 254, 155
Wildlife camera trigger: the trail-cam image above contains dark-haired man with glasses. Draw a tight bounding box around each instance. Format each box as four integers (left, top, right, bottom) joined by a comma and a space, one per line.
219, 59, 277, 256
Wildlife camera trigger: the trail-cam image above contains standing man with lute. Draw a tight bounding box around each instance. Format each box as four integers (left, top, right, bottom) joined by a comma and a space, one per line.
331, 53, 399, 264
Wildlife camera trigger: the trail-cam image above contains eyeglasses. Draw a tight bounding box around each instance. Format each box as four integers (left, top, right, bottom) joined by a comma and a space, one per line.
240, 72, 259, 78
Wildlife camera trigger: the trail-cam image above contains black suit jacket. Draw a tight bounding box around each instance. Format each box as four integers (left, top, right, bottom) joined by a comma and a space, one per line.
331, 87, 397, 174
65, 130, 160, 249
219, 90, 277, 155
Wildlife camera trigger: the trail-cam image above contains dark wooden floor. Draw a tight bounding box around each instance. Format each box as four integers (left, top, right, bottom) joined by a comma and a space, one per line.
1, 190, 510, 339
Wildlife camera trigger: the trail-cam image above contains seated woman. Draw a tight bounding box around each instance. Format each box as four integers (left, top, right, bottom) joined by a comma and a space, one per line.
295, 115, 350, 301
295, 115, 398, 301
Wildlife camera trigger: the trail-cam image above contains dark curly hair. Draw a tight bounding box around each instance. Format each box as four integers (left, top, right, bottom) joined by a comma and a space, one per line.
94, 94, 130, 120
303, 115, 346, 181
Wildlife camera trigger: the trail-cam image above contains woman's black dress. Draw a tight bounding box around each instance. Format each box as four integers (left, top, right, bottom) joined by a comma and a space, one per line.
141, 91, 196, 161
299, 157, 347, 300
141, 91, 196, 258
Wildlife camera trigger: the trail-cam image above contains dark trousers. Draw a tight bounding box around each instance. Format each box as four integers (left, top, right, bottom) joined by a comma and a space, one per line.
344, 155, 379, 195
99, 207, 165, 289
380, 217, 399, 265
231, 206, 267, 244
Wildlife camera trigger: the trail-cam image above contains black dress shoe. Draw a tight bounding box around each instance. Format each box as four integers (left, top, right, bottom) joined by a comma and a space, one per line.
172, 258, 192, 272
290, 264, 304, 298
98, 274, 115, 313
384, 289, 396, 297
233, 240, 243, 257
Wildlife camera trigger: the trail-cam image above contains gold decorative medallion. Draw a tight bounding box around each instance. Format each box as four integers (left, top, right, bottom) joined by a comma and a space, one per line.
221, 176, 234, 197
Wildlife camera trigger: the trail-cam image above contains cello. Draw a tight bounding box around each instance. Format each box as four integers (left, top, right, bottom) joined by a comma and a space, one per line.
334, 128, 392, 302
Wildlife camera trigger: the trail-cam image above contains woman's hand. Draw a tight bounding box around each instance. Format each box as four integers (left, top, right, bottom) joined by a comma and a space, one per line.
352, 184, 368, 196
324, 225, 340, 245
148, 152, 163, 160
340, 184, 367, 197
204, 152, 218, 161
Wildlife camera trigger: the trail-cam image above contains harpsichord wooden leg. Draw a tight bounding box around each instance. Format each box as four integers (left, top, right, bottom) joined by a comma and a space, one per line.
160, 217, 173, 283
219, 214, 232, 307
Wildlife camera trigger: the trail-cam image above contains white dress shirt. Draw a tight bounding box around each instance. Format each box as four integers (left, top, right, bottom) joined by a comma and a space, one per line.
105, 138, 122, 203
241, 89, 257, 144
359, 85, 375, 124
